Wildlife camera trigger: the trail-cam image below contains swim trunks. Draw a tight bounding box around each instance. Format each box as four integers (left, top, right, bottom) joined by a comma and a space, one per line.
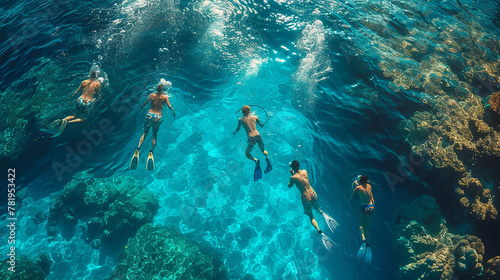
301, 191, 318, 209
144, 112, 162, 134
76, 97, 92, 112
245, 134, 263, 154
361, 204, 375, 215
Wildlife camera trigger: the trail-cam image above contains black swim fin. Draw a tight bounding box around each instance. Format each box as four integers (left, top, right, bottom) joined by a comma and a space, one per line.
264, 157, 273, 174
129, 149, 140, 170
254, 160, 262, 181
146, 150, 155, 171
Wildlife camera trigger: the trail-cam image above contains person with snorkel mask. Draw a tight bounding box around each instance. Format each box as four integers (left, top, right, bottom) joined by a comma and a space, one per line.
233, 105, 272, 181
129, 79, 175, 171
45, 65, 103, 137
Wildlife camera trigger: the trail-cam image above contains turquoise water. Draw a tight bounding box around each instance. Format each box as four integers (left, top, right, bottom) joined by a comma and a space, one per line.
2, 0, 500, 279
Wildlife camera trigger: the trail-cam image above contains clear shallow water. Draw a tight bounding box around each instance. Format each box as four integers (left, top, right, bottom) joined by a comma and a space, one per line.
1, 0, 500, 279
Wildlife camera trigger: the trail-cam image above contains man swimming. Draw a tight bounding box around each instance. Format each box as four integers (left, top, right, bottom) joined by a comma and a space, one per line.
288, 160, 338, 251
129, 79, 175, 171
350, 174, 374, 264
46, 66, 102, 137
233, 105, 272, 180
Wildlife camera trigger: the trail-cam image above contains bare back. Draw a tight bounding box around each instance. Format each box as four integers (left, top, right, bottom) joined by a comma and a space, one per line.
354, 184, 374, 205
148, 93, 171, 116
79, 79, 101, 101
239, 115, 261, 137
289, 169, 315, 195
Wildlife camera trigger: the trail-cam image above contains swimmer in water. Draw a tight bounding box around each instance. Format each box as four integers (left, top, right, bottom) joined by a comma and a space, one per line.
46, 66, 102, 137
129, 79, 175, 171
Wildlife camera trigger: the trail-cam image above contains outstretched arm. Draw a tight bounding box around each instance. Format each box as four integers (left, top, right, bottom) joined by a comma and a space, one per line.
349, 187, 358, 202
256, 117, 264, 128
233, 119, 242, 135
140, 96, 151, 109
73, 82, 84, 97
164, 96, 175, 118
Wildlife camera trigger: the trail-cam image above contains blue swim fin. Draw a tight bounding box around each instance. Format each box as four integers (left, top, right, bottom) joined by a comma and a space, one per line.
357, 241, 366, 260
254, 160, 262, 181
264, 157, 273, 174
365, 245, 372, 265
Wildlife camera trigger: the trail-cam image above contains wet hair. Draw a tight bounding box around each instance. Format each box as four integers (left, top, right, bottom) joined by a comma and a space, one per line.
90, 70, 98, 79
359, 175, 368, 184
290, 160, 300, 170
241, 105, 251, 115
157, 84, 164, 92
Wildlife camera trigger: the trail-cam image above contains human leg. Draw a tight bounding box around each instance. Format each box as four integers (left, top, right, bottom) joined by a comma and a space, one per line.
359, 214, 372, 244
245, 141, 257, 161
305, 207, 320, 232
257, 138, 268, 157
151, 121, 160, 151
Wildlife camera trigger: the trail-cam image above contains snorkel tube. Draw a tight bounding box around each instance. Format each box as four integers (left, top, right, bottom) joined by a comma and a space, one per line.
236, 104, 271, 125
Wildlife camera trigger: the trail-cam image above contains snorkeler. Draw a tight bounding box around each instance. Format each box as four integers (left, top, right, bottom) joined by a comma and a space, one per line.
129, 79, 175, 171
46, 66, 102, 137
350, 174, 374, 264
233, 105, 272, 181
288, 160, 339, 252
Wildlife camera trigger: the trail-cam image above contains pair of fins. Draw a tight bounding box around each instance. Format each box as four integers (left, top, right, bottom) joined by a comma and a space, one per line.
129, 149, 155, 171
319, 211, 340, 252
254, 158, 272, 181
46, 119, 68, 138
357, 240, 372, 265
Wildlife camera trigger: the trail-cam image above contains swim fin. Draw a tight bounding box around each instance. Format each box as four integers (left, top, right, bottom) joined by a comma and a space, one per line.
365, 244, 372, 265
49, 119, 68, 138
320, 232, 338, 252
129, 149, 140, 170
357, 241, 367, 260
264, 157, 273, 174
254, 160, 262, 181
321, 211, 339, 233
146, 150, 154, 171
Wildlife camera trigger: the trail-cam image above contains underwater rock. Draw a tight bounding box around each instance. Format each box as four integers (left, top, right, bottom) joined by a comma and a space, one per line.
0, 58, 66, 161
0, 255, 49, 280
47, 171, 159, 248
394, 195, 485, 280
108, 224, 228, 280
484, 256, 500, 280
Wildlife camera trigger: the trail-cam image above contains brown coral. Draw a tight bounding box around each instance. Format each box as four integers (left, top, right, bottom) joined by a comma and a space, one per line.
457, 177, 498, 220
489, 91, 500, 114
484, 256, 500, 280
454, 236, 484, 276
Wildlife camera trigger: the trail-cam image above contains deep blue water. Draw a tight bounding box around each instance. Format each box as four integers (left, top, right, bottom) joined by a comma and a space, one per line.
2, 0, 500, 279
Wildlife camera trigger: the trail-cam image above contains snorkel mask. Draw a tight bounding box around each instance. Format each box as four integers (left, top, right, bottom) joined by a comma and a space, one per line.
89, 65, 100, 79
158, 78, 172, 92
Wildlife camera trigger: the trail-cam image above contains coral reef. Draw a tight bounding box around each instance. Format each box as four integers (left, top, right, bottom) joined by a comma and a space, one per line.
47, 172, 159, 248
456, 177, 498, 221
484, 256, 500, 280
395, 195, 485, 280
0, 254, 50, 280
108, 223, 227, 280
454, 236, 484, 276
489, 92, 500, 115
345, 0, 500, 224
